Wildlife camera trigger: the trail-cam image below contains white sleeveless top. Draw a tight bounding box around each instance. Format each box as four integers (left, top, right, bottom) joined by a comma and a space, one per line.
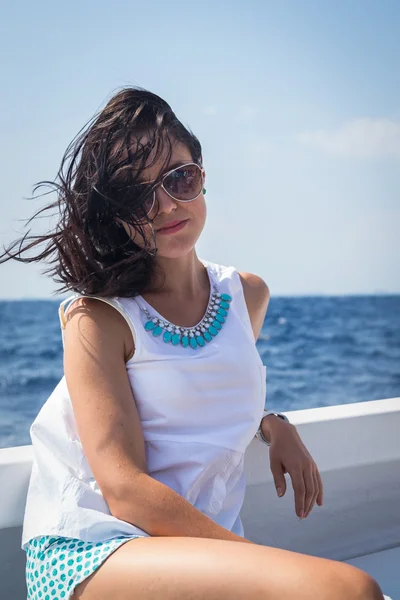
21, 259, 267, 550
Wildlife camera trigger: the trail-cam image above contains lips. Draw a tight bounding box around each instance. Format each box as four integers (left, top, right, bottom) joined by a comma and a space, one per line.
156, 219, 186, 231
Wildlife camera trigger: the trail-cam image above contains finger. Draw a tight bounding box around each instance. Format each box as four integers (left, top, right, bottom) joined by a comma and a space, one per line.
270, 458, 286, 497
303, 465, 315, 517
305, 467, 319, 517
289, 467, 306, 518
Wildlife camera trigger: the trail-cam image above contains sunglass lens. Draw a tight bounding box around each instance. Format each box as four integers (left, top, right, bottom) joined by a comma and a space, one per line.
164, 164, 202, 201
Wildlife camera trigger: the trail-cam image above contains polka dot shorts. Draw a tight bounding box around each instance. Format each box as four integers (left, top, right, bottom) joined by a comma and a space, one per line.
24, 534, 141, 599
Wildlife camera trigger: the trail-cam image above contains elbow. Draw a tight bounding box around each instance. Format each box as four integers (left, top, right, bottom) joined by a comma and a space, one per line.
103, 471, 147, 520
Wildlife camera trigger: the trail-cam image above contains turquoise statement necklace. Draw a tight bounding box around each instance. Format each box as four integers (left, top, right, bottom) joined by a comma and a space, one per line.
139, 282, 232, 350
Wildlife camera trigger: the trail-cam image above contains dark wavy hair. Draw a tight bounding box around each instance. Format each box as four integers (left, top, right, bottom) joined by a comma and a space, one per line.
0, 87, 202, 297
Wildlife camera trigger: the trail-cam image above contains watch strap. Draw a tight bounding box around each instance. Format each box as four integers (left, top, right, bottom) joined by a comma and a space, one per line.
255, 411, 290, 446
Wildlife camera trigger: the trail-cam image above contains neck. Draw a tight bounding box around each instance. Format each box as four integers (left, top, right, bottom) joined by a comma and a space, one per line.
147, 250, 209, 301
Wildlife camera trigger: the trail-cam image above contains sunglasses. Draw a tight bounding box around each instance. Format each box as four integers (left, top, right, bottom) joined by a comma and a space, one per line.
135, 162, 205, 219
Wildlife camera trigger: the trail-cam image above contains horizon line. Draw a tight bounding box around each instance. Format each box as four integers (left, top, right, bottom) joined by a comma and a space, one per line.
0, 292, 399, 302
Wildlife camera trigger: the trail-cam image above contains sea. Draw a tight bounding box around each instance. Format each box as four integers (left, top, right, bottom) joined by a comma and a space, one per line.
0, 295, 399, 450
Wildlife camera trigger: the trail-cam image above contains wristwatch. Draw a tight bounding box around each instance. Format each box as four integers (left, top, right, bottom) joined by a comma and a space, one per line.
255, 411, 290, 446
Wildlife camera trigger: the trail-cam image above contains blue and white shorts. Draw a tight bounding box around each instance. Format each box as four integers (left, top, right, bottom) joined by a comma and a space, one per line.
25, 534, 141, 599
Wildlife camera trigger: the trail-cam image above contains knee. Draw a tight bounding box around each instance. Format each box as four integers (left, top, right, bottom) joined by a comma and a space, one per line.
340, 565, 384, 600
357, 574, 384, 600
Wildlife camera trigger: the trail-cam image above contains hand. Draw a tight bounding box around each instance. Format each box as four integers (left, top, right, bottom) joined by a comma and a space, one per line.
261, 416, 324, 519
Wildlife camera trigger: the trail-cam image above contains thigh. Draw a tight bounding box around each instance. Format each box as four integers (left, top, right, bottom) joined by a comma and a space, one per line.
72, 536, 382, 600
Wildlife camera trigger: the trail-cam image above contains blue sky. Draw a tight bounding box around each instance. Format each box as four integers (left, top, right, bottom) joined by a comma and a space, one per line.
1, 0, 399, 298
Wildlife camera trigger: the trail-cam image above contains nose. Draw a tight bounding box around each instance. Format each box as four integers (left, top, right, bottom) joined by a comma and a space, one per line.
154, 185, 178, 215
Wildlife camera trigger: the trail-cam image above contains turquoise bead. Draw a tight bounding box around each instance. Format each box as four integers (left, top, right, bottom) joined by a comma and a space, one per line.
217, 308, 227, 317
163, 331, 172, 343
181, 336, 189, 348
145, 321, 155, 331
215, 314, 225, 323
196, 336, 205, 347
212, 320, 222, 330
153, 326, 163, 336
203, 331, 212, 342
189, 337, 198, 349
171, 334, 181, 345
221, 293, 232, 302
208, 326, 218, 336
220, 301, 229, 309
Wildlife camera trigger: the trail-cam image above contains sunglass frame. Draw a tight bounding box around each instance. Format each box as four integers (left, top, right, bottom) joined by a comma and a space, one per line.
142, 162, 205, 216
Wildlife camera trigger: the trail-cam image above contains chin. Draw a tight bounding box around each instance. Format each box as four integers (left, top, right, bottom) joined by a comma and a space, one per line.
155, 230, 203, 259
156, 241, 197, 259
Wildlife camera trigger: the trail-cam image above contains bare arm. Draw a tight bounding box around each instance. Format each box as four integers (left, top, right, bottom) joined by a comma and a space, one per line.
113, 473, 254, 543
63, 298, 254, 544
238, 271, 270, 341
239, 272, 290, 440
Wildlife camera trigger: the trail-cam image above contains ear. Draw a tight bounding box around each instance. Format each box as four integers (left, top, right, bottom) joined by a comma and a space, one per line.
115, 218, 132, 239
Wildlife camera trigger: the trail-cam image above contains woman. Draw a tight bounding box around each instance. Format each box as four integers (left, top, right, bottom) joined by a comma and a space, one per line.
1, 87, 384, 599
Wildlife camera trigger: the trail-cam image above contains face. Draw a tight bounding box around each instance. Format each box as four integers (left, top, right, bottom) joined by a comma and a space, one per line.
117, 139, 207, 259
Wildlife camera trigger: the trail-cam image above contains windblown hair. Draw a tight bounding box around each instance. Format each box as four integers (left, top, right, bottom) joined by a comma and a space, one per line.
0, 87, 202, 297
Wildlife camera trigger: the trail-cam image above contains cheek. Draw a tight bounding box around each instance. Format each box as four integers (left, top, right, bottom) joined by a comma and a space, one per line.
121, 221, 153, 248
190, 196, 207, 228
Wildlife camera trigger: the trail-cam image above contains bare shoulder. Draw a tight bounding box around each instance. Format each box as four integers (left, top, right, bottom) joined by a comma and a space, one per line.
238, 272, 270, 339
238, 272, 270, 310
64, 296, 134, 363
